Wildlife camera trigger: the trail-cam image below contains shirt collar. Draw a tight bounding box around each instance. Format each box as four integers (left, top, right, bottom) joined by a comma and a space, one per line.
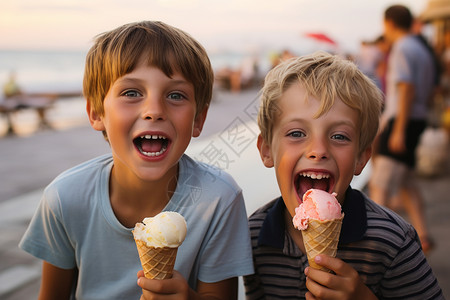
258, 187, 367, 248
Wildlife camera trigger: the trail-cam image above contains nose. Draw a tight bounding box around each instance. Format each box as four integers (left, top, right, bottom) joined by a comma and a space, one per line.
142, 96, 165, 121
306, 137, 328, 161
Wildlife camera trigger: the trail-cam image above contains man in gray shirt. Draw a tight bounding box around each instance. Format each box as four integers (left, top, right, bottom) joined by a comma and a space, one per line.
370, 4, 435, 254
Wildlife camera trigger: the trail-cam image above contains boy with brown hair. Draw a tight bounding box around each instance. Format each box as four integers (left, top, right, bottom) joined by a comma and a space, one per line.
244, 52, 443, 299
20, 21, 253, 299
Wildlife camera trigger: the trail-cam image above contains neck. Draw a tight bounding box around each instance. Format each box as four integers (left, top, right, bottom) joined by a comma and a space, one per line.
108, 164, 178, 228
392, 29, 410, 42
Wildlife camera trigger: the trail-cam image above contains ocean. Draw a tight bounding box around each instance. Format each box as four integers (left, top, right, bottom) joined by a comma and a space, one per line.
0, 49, 267, 135
0, 50, 87, 94
0, 49, 268, 95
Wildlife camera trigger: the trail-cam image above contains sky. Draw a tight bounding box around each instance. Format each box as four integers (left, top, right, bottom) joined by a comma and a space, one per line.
0, 0, 428, 55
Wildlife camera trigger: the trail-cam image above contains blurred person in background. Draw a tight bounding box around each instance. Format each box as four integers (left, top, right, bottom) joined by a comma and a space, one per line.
2, 72, 22, 134
369, 4, 436, 254
2, 71, 53, 134
357, 36, 388, 94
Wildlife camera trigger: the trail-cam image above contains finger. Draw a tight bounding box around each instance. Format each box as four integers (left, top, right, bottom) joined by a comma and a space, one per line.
310, 256, 369, 298
305, 291, 317, 300
311, 255, 345, 274
306, 256, 348, 290
305, 292, 317, 300
305, 265, 335, 288
137, 270, 145, 278
137, 276, 168, 294
137, 271, 185, 295
305, 272, 333, 299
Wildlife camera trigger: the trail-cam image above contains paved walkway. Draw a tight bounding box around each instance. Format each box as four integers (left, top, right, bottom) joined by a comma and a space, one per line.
1, 89, 449, 299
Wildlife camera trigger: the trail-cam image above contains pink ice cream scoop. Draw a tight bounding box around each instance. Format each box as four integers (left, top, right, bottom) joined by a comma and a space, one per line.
293, 189, 342, 230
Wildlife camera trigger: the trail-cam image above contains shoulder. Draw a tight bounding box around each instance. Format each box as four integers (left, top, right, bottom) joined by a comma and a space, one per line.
397, 36, 430, 59
365, 196, 414, 232
249, 199, 277, 223
340, 193, 420, 270
51, 154, 112, 185
392, 37, 413, 56
248, 199, 278, 238
172, 155, 245, 220
362, 195, 419, 250
44, 154, 112, 207
358, 196, 444, 299
396, 35, 419, 48
341, 190, 419, 251
180, 154, 242, 196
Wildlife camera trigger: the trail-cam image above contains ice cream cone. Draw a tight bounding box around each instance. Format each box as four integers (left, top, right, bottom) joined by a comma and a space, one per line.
135, 239, 178, 279
301, 216, 343, 272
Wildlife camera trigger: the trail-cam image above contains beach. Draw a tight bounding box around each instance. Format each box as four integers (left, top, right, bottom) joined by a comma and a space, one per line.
0, 88, 449, 299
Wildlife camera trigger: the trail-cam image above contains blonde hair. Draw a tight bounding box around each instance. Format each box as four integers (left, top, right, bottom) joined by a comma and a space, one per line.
258, 51, 382, 153
83, 20, 213, 119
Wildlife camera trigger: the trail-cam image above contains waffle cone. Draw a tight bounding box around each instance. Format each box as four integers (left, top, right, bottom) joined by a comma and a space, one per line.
301, 216, 343, 272
135, 239, 178, 279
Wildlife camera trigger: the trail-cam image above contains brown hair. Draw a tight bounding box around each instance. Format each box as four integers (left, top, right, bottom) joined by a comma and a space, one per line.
83, 20, 213, 119
258, 51, 382, 153
384, 5, 413, 31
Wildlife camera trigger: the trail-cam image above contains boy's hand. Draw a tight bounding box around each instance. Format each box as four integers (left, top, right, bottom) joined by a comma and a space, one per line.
137, 270, 189, 300
304, 255, 378, 300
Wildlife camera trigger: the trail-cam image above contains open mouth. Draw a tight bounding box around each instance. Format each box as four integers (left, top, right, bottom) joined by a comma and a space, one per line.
134, 135, 170, 157
295, 171, 333, 201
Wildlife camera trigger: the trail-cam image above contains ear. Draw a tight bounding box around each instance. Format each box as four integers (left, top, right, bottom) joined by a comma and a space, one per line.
257, 134, 274, 168
86, 100, 105, 132
192, 107, 208, 138
354, 146, 372, 176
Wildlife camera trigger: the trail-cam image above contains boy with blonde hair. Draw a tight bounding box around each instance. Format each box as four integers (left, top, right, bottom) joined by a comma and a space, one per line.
20, 21, 253, 299
244, 52, 443, 299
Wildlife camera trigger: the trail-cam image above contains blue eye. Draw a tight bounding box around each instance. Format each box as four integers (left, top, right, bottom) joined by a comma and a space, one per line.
167, 92, 186, 101
288, 131, 305, 138
331, 134, 349, 141
122, 90, 142, 97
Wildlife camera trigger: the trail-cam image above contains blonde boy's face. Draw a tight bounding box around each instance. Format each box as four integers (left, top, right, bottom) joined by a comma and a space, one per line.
257, 83, 371, 217
87, 61, 206, 183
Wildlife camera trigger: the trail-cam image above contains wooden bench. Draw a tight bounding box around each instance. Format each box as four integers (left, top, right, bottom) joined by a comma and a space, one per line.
0, 92, 82, 135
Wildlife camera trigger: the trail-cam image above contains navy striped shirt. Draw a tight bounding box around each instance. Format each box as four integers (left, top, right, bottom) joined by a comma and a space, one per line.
244, 188, 444, 299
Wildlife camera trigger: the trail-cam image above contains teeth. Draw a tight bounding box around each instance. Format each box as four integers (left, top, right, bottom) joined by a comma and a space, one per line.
300, 172, 330, 179
137, 134, 168, 157
141, 145, 168, 157
140, 135, 167, 140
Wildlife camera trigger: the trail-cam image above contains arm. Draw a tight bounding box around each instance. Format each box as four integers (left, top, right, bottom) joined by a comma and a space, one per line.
304, 255, 378, 300
195, 277, 237, 300
137, 270, 237, 300
389, 82, 415, 153
243, 273, 265, 300
38, 261, 76, 300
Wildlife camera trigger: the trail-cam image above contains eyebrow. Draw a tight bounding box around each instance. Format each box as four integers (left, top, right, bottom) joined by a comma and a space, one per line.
283, 117, 357, 128
114, 76, 191, 87
329, 120, 357, 128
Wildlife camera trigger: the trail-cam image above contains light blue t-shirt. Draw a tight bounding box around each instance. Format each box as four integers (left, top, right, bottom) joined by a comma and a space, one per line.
19, 154, 254, 299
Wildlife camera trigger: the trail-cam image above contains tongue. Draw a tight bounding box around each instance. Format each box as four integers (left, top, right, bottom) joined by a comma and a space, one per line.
298, 177, 329, 198
141, 139, 163, 153
311, 179, 329, 191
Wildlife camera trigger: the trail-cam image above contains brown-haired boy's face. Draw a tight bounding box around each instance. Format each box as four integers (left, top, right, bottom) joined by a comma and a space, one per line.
257, 83, 371, 217
87, 61, 207, 184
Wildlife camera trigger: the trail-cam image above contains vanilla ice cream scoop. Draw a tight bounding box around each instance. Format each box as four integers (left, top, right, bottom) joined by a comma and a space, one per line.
133, 211, 187, 248
293, 189, 342, 230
